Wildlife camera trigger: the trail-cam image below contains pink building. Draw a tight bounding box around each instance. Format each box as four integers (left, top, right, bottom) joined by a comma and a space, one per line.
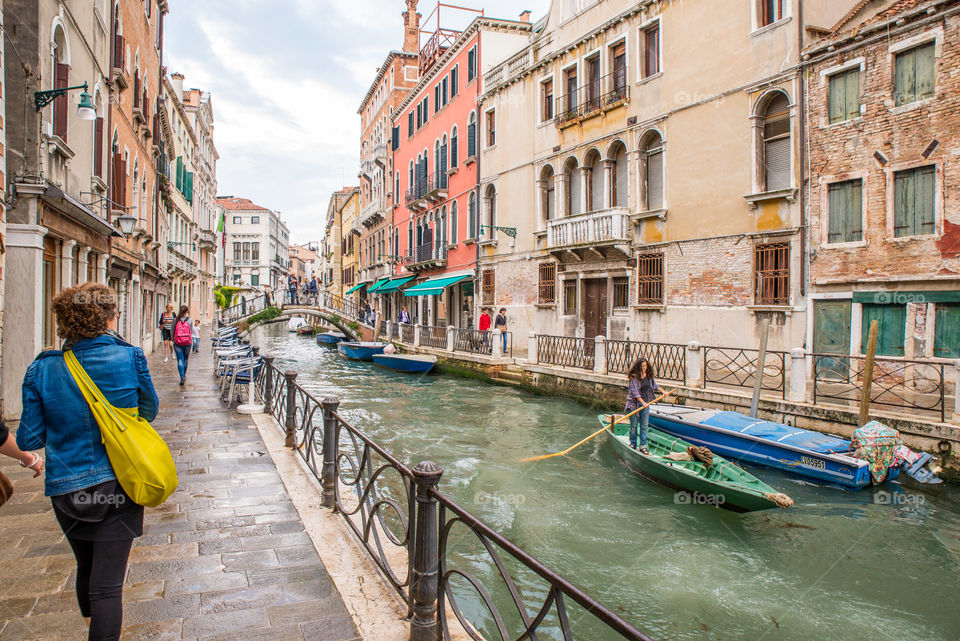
389, 5, 531, 328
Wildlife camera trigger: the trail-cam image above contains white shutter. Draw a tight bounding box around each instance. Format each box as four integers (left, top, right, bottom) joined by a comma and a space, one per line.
646, 150, 664, 210
765, 138, 791, 191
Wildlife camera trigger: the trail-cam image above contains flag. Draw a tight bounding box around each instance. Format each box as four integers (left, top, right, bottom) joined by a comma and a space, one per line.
218, 210, 226, 248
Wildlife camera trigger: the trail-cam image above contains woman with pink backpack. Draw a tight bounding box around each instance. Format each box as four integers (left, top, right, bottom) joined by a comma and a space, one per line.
172, 306, 194, 385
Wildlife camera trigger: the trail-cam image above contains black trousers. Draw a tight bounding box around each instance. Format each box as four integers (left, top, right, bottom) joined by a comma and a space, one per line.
66, 538, 133, 641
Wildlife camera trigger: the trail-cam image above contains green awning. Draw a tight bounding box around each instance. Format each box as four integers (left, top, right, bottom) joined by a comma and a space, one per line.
375, 277, 414, 294
366, 278, 391, 294
852, 291, 960, 304
344, 283, 366, 295
404, 274, 471, 297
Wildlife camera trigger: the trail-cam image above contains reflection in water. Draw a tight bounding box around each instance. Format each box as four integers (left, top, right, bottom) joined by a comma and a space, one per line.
254, 324, 960, 640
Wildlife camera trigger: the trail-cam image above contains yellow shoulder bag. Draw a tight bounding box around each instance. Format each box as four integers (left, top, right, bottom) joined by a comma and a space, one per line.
63, 350, 178, 507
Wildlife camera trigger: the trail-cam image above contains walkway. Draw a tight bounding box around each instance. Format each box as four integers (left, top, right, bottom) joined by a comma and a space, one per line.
0, 343, 360, 641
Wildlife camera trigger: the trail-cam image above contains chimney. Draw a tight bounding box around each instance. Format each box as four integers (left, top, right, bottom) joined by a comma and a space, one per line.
402, 0, 421, 53
170, 72, 184, 100
519, 10, 532, 23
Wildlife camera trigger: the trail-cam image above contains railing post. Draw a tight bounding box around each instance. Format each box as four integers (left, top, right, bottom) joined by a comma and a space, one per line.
593, 335, 606, 374
789, 348, 808, 403
685, 341, 702, 387
386, 320, 394, 341
953, 360, 960, 424
528, 331, 538, 364
414, 323, 422, 347
284, 371, 298, 448
446, 326, 456, 352
410, 461, 444, 641
320, 397, 341, 510
492, 329, 504, 359
262, 356, 275, 414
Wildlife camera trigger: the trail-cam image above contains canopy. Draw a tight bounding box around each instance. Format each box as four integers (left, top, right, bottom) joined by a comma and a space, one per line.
404, 274, 471, 297
375, 276, 414, 294
366, 278, 391, 294
344, 282, 367, 295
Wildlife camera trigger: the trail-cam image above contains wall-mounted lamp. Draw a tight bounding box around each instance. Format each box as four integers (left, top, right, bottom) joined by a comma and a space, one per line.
34, 81, 96, 120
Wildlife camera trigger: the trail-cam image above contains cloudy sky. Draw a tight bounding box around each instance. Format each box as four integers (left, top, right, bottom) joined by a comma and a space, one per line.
165, 0, 551, 245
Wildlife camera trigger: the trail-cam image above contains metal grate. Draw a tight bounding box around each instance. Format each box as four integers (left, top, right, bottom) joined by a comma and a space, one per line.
702, 346, 786, 398
563, 280, 577, 315
538, 262, 556, 304
606, 340, 686, 383
637, 253, 663, 304
421, 325, 447, 349
754, 242, 789, 305
481, 269, 495, 306
537, 334, 595, 370
613, 277, 629, 309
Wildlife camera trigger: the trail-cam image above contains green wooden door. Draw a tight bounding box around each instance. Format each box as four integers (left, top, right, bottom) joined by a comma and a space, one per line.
814, 300, 851, 380
861, 304, 906, 357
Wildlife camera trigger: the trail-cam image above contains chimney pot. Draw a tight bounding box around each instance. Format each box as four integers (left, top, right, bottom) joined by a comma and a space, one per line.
519, 10, 531, 23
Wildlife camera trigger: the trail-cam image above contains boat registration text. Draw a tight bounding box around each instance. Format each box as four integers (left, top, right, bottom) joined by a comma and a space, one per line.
800, 456, 826, 470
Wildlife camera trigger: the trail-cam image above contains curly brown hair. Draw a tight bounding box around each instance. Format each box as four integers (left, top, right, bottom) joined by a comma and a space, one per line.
53, 283, 117, 341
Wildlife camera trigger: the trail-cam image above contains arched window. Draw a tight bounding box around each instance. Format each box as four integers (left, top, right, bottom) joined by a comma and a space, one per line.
563, 157, 581, 216
584, 149, 603, 212
440, 135, 448, 188
760, 92, 791, 192
483, 184, 497, 240
440, 205, 448, 256
468, 191, 478, 238
408, 161, 414, 196
434, 140, 441, 189
467, 112, 477, 157
451, 201, 459, 244
407, 221, 413, 259
609, 142, 628, 208
93, 90, 105, 179
451, 126, 459, 168
639, 131, 664, 211
540, 166, 556, 224
395, 171, 400, 201
52, 25, 70, 140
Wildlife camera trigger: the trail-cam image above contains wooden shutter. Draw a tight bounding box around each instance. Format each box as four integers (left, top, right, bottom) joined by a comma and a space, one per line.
895, 49, 914, 106
408, 112, 414, 136
53, 62, 69, 140
451, 66, 458, 96
451, 132, 458, 167
765, 137, 790, 191
916, 165, 935, 235
392, 126, 399, 150
646, 149, 663, 210
468, 121, 476, 157
847, 180, 862, 241
828, 73, 844, 123
845, 70, 860, 120
915, 42, 935, 101
894, 170, 912, 236
934, 304, 960, 358
94, 117, 104, 178
644, 25, 659, 77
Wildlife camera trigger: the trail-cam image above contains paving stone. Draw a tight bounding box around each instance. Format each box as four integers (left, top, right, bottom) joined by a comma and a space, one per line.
182, 607, 270, 638
123, 594, 201, 625
299, 615, 360, 641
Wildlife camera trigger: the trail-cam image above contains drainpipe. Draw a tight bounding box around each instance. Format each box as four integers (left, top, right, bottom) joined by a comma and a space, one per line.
474, 35, 481, 325
797, 0, 807, 310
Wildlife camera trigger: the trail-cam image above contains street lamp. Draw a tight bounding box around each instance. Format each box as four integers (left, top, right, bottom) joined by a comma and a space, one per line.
115, 213, 137, 236
34, 81, 97, 120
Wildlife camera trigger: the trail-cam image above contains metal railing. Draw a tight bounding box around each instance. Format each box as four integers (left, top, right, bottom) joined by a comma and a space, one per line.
405, 171, 448, 204
453, 328, 489, 355
606, 340, 686, 384
406, 242, 447, 266
320, 291, 362, 322
702, 346, 787, 399
221, 293, 270, 324
812, 354, 947, 422
555, 73, 629, 125
250, 358, 651, 641
420, 325, 447, 349
537, 335, 595, 371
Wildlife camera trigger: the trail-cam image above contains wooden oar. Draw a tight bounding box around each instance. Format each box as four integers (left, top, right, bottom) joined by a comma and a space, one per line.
520, 389, 675, 463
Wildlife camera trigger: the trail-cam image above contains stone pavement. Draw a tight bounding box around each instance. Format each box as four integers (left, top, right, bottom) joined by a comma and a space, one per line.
0, 343, 360, 641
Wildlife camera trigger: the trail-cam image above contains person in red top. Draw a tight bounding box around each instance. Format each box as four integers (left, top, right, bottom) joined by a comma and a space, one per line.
478, 308, 492, 352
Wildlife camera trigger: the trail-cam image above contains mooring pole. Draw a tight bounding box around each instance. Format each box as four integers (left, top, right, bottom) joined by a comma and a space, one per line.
750, 318, 770, 418
858, 319, 879, 427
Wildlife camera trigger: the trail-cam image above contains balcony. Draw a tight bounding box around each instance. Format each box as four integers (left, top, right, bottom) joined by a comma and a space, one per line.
196, 229, 216, 249
555, 73, 629, 129
404, 171, 448, 211
111, 36, 128, 90
360, 261, 391, 282
360, 200, 386, 228
404, 242, 447, 271
372, 142, 388, 167
546, 207, 632, 261
167, 249, 199, 278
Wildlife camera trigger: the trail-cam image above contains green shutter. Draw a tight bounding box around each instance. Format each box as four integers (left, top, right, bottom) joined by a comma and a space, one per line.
828, 182, 844, 243
175, 156, 183, 190
829, 74, 844, 123
916, 165, 935, 235
894, 170, 913, 237
934, 304, 960, 358
862, 304, 906, 357
845, 69, 860, 120
846, 180, 862, 242
827, 180, 862, 243
895, 49, 914, 106
915, 42, 935, 100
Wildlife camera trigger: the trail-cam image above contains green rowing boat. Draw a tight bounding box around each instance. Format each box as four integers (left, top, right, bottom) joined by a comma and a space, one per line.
599, 414, 793, 513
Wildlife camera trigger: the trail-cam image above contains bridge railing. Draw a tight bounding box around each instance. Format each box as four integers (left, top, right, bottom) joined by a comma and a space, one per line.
251, 357, 652, 641
222, 293, 270, 324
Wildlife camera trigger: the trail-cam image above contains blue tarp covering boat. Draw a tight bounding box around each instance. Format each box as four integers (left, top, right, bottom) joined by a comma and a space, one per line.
699, 412, 851, 454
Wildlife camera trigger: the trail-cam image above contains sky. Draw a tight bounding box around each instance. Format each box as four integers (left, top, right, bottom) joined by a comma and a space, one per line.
165, 0, 552, 246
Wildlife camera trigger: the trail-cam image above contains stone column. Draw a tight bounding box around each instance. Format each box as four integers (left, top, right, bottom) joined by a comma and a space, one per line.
77, 245, 90, 284
414, 323, 422, 347
528, 331, 538, 364
492, 329, 504, 359
446, 325, 456, 352
482, 195, 492, 240
536, 179, 546, 231
602, 160, 614, 209
97, 254, 109, 284
593, 335, 606, 374
578, 166, 590, 214
557, 172, 569, 220
685, 341, 702, 387
386, 320, 394, 341
60, 239, 77, 287
789, 347, 808, 403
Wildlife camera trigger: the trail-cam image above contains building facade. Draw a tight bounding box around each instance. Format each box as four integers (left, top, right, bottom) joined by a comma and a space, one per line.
322, 188, 355, 297
218, 197, 289, 295
289, 243, 320, 282
340, 188, 361, 304
803, 0, 960, 362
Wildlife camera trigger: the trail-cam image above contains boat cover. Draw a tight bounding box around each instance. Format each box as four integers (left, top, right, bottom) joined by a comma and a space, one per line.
851, 421, 902, 484
699, 411, 850, 454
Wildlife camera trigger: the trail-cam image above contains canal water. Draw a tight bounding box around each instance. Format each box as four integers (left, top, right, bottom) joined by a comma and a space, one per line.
253, 324, 960, 641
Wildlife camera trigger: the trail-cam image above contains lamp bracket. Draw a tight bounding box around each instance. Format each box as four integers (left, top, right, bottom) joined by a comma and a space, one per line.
34, 82, 90, 112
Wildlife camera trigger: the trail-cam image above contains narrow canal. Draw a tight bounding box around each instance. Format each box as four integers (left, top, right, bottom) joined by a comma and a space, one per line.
253, 324, 960, 641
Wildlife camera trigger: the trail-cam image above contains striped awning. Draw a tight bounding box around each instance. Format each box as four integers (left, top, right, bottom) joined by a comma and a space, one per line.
374, 276, 415, 294
404, 274, 470, 297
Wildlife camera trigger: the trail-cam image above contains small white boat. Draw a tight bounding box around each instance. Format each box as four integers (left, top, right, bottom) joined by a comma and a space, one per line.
287, 316, 307, 332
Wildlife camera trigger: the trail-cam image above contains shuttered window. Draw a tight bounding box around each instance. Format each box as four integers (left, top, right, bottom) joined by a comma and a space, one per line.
53, 62, 69, 140
486, 110, 496, 147
643, 24, 660, 78
763, 94, 791, 191
934, 304, 960, 358
481, 269, 495, 306
895, 42, 935, 106
451, 202, 458, 244
828, 68, 860, 123
637, 253, 664, 304
827, 179, 862, 244
538, 262, 557, 304
861, 304, 906, 357
451, 65, 459, 97
468, 47, 477, 82
894, 165, 936, 237
646, 148, 663, 210
408, 112, 414, 137
467, 117, 477, 158
542, 79, 554, 121
94, 117, 104, 178
759, 0, 784, 26
391, 126, 399, 150
451, 129, 458, 168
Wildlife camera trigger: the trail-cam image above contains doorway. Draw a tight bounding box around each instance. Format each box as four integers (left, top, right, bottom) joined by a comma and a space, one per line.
582, 278, 608, 339
813, 299, 851, 380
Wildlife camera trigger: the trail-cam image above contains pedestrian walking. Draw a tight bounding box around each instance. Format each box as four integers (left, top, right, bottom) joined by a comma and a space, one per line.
308, 276, 319, 305
191, 319, 201, 353
17, 282, 159, 641
494, 307, 508, 353
625, 358, 659, 454
172, 306, 194, 385
263, 285, 272, 308
363, 301, 372, 324
398, 306, 410, 324
478, 307, 492, 352
158, 304, 176, 363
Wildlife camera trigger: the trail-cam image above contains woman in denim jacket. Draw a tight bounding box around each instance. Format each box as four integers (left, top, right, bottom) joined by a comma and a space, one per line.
17, 283, 159, 641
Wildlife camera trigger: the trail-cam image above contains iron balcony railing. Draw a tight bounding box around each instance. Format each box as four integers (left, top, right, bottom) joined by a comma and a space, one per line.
555, 72, 629, 126
546, 207, 631, 249
404, 171, 448, 205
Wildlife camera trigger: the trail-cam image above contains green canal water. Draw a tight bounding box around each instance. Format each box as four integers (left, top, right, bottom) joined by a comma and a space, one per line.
253, 324, 960, 641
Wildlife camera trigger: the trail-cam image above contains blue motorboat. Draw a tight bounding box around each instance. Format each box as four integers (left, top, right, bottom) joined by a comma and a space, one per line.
647, 405, 892, 490
316, 332, 346, 346
372, 353, 437, 374
337, 341, 387, 361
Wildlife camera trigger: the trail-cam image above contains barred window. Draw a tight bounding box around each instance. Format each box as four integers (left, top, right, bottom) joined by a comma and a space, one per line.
481, 269, 495, 306
754, 242, 789, 305
637, 253, 663, 304
563, 280, 577, 315
613, 277, 629, 309
538, 262, 557, 304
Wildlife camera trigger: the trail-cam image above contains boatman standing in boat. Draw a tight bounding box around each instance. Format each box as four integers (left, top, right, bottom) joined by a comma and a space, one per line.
626, 358, 659, 455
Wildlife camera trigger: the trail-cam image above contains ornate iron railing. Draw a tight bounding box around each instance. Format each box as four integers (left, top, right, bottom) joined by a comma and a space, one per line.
320, 291, 362, 322
453, 328, 489, 355
398, 323, 415, 344
606, 340, 686, 384
419, 325, 447, 349
812, 354, 946, 422
701, 346, 786, 399
221, 293, 269, 324
537, 335, 595, 371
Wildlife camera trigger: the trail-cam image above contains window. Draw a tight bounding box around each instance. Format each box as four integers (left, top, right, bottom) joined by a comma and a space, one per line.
481, 269, 495, 306
642, 23, 660, 78
423, 97, 429, 122
416, 103, 422, 128
468, 192, 478, 238
611, 42, 626, 96
251, 242, 260, 261
251, 274, 259, 286
451, 126, 458, 168
894, 165, 935, 237
754, 242, 789, 305
759, 0, 784, 27
563, 280, 577, 315
641, 131, 664, 210
434, 84, 440, 112
538, 262, 557, 304
542, 78, 554, 121
585, 55, 600, 111
468, 46, 477, 82
451, 201, 458, 244
232, 216, 241, 224
861, 304, 906, 357
894, 42, 935, 106
564, 66, 578, 117
637, 253, 664, 304
408, 112, 414, 137
934, 304, 960, 358
762, 93, 791, 191
827, 179, 863, 244
486, 110, 496, 147
613, 277, 630, 309
396, 171, 400, 199
829, 67, 860, 123
451, 65, 459, 97
442, 77, 448, 105
467, 112, 477, 158
233, 242, 242, 261
241, 242, 250, 261
251, 215, 260, 224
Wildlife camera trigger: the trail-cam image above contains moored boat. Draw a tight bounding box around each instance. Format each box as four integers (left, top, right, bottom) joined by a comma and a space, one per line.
296, 325, 316, 336
599, 414, 792, 513
287, 316, 307, 332
372, 353, 437, 374
316, 332, 346, 346
337, 341, 387, 360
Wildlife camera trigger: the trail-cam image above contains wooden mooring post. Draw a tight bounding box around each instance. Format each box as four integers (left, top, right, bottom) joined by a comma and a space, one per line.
858, 320, 879, 426
750, 318, 770, 418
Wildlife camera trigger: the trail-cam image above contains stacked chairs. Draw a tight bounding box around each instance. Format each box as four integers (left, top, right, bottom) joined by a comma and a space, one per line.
219, 351, 263, 407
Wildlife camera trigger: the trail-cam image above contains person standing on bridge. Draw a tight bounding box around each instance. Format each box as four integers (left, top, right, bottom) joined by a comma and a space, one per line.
308, 276, 318, 305
287, 273, 299, 305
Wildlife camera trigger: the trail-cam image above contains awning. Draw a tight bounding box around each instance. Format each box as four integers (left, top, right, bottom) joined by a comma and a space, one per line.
404, 274, 471, 297
375, 276, 414, 294
344, 283, 366, 295
366, 278, 391, 294
852, 291, 960, 304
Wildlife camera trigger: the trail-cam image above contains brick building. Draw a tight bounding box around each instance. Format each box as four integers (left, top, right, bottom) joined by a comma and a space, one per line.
803, 0, 960, 361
